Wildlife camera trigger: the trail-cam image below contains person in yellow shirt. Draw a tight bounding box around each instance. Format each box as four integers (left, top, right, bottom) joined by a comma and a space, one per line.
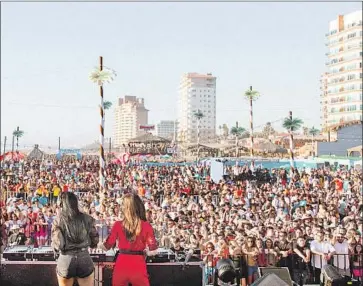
52, 183, 61, 204
35, 186, 43, 197
35, 184, 49, 198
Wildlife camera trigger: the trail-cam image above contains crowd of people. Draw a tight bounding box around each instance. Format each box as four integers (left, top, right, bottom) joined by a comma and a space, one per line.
0, 155, 362, 285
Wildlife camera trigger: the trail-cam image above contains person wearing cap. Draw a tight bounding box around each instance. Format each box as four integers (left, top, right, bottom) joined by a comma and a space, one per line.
8, 224, 26, 246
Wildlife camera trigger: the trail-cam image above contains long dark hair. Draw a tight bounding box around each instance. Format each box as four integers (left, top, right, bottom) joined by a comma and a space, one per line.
122, 193, 146, 242
59, 192, 88, 244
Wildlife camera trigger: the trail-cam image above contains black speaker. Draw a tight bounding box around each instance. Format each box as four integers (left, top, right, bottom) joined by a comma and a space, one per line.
258, 267, 292, 286
251, 273, 290, 286
321, 264, 346, 286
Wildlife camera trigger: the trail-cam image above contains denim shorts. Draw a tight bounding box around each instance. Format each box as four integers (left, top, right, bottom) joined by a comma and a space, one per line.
247, 265, 258, 276
56, 250, 94, 279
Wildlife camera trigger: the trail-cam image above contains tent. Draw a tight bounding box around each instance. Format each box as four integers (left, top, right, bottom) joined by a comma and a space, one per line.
0, 151, 26, 161
254, 141, 287, 153
27, 144, 44, 160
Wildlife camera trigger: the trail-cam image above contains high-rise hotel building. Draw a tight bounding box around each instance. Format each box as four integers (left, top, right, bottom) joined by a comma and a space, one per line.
322, 10, 362, 129
177, 73, 217, 143
113, 96, 148, 146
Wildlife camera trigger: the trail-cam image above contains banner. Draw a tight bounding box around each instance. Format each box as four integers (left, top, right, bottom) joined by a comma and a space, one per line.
56, 149, 82, 160
210, 160, 224, 183
139, 125, 155, 131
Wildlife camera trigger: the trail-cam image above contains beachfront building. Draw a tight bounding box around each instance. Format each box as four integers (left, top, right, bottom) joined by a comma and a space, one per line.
156, 120, 176, 140
177, 73, 217, 144
322, 10, 363, 130
113, 96, 149, 147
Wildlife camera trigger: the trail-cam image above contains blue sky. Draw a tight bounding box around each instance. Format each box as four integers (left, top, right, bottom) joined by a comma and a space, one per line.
1, 2, 361, 149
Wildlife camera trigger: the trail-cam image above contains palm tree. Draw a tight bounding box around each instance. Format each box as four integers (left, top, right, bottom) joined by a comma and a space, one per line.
282, 115, 303, 170
230, 123, 246, 158
309, 126, 320, 156
12, 127, 24, 152
193, 109, 204, 162
244, 86, 260, 157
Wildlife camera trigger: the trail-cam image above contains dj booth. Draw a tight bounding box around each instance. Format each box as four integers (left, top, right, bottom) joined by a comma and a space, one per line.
0, 246, 204, 286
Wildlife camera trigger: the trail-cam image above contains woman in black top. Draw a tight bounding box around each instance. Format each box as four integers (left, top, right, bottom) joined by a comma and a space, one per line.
292, 236, 311, 286
51, 192, 99, 286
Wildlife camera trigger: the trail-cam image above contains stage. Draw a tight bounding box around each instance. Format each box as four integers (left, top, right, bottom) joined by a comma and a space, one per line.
0, 260, 204, 286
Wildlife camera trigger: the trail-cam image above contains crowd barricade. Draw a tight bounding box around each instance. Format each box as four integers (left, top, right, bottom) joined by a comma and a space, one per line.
153, 194, 220, 208
2, 233, 363, 286
199, 253, 363, 286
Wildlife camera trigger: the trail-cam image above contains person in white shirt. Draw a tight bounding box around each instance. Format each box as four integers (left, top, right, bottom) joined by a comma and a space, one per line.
332, 228, 350, 277
310, 230, 336, 284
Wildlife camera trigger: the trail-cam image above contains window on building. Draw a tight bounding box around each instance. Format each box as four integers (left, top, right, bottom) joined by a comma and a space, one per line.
347, 74, 356, 80
347, 105, 357, 111
347, 32, 356, 39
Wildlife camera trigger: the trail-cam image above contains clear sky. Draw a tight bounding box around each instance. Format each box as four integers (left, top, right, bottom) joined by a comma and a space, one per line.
1, 2, 361, 149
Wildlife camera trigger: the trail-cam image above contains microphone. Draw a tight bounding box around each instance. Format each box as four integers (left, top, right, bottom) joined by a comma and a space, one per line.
182, 249, 194, 270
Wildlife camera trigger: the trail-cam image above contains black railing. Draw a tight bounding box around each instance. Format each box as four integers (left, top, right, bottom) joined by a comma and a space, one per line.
200, 253, 363, 286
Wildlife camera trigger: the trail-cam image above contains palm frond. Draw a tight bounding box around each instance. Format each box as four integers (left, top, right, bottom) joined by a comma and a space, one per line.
103, 101, 113, 110
13, 130, 24, 137
231, 127, 246, 136
193, 109, 204, 119
282, 117, 304, 132
309, 126, 320, 136
244, 89, 260, 101
89, 67, 117, 86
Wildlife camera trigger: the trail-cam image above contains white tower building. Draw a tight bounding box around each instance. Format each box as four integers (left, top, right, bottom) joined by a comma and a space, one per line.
177, 73, 217, 144
323, 10, 362, 129
113, 96, 148, 146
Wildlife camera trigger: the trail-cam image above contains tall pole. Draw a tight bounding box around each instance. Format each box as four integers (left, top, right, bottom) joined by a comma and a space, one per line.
3, 136, 6, 157
1, 136, 6, 166
197, 118, 200, 163
11, 136, 15, 159
109, 138, 112, 155
288, 111, 295, 172
99, 56, 106, 191
235, 121, 239, 158
249, 86, 254, 158
15, 126, 20, 151
58, 137, 61, 150
311, 133, 314, 157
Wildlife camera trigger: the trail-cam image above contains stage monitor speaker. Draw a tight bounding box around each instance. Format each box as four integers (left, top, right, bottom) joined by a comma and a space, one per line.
321, 264, 346, 286
251, 273, 290, 286
257, 267, 292, 286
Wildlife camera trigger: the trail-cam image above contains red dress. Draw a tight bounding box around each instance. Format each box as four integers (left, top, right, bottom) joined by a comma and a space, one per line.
104, 220, 158, 286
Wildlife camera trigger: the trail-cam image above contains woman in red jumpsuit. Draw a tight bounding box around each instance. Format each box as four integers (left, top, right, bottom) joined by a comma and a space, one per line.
101, 193, 158, 286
